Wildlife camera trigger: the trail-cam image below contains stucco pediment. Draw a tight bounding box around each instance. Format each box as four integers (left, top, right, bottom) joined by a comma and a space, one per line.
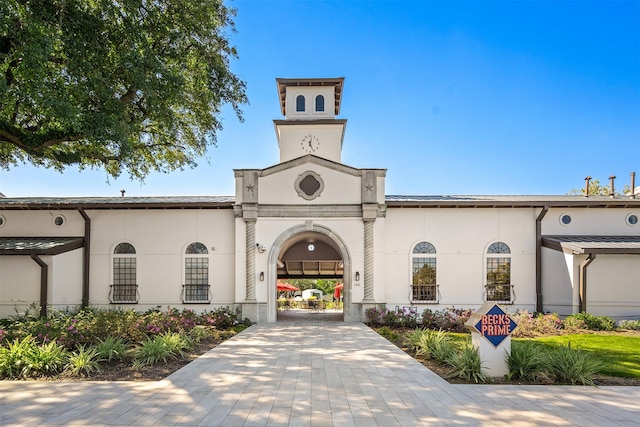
260, 155, 363, 178
258, 156, 365, 205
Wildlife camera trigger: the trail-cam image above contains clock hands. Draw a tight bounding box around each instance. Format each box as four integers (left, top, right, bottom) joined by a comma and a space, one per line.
302, 135, 317, 152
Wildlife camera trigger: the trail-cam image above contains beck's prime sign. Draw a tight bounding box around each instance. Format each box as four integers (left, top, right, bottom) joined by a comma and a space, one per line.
465, 303, 517, 347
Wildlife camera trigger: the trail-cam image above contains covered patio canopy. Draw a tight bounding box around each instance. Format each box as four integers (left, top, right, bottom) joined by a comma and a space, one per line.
0, 237, 84, 255
541, 235, 640, 312
542, 235, 640, 255
0, 237, 85, 316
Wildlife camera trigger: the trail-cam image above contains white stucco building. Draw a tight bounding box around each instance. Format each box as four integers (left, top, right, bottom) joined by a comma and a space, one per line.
1, 77, 639, 322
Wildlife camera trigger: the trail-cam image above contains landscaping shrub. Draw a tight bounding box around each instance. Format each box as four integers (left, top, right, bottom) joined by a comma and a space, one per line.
376, 326, 402, 344
562, 316, 587, 332
132, 332, 193, 368
66, 345, 102, 377
445, 344, 486, 383
161, 332, 194, 358
546, 343, 604, 385
565, 313, 614, 331
27, 341, 68, 376
200, 306, 246, 330
365, 306, 418, 328
381, 310, 400, 327
364, 307, 383, 325
619, 319, 640, 331
88, 308, 143, 343
96, 336, 128, 362
421, 307, 472, 332
1, 305, 250, 379
511, 311, 562, 337
0, 336, 39, 378
506, 341, 551, 382
405, 328, 428, 353
189, 325, 216, 343
397, 307, 419, 328
427, 331, 457, 363
133, 336, 173, 368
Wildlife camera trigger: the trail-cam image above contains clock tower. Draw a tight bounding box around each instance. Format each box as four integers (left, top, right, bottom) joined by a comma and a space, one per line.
274, 78, 347, 163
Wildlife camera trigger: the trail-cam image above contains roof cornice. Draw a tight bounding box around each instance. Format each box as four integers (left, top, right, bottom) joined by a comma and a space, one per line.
384, 195, 640, 208
0, 196, 235, 210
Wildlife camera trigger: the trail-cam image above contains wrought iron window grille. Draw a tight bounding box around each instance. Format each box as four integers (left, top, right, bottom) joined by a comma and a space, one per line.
484, 284, 515, 304
109, 284, 139, 304
410, 284, 440, 303
181, 284, 211, 304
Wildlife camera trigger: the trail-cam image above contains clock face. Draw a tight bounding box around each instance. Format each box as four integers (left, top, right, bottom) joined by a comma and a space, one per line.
300, 134, 320, 153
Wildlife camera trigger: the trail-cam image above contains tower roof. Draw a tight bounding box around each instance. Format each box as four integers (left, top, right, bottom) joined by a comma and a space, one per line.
276, 77, 344, 116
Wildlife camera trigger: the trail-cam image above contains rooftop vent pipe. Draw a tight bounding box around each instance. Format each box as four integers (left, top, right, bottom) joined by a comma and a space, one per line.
630, 172, 636, 199
584, 176, 591, 197
609, 175, 616, 198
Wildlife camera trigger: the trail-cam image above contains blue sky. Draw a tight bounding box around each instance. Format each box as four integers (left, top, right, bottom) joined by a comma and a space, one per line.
1, 0, 639, 197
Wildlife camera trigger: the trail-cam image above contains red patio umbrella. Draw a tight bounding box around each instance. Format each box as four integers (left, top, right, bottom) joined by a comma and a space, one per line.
277, 281, 300, 291
334, 283, 343, 299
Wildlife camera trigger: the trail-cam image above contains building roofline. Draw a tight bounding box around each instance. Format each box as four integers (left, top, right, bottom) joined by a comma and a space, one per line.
0, 196, 235, 210
384, 195, 640, 208
1, 194, 638, 210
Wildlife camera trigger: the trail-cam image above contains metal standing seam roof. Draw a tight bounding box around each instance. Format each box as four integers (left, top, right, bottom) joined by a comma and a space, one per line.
0, 196, 236, 210
0, 237, 85, 255
542, 236, 640, 254
385, 195, 640, 207
0, 194, 638, 209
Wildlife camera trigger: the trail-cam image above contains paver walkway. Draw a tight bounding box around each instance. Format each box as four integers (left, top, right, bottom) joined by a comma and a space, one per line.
1, 310, 639, 426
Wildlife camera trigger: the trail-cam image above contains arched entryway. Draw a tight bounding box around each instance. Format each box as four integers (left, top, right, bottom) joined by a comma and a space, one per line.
267, 224, 353, 322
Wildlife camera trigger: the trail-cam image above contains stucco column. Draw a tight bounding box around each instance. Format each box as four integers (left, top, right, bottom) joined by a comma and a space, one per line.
245, 219, 257, 302
363, 218, 375, 303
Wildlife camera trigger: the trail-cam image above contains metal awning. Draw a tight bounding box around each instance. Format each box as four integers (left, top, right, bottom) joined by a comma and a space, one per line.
0, 237, 84, 255
542, 236, 640, 255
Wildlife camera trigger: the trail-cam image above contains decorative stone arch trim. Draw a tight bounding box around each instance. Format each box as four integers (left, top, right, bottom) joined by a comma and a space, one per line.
267, 223, 353, 322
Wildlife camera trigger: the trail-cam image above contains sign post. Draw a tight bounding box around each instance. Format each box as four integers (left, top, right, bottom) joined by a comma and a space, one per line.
464, 303, 518, 378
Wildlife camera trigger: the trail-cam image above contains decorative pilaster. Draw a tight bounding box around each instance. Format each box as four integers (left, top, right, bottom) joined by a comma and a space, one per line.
245, 219, 257, 302
363, 219, 375, 303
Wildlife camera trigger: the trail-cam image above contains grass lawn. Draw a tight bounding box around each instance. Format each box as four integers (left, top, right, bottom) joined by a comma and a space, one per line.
527, 334, 640, 379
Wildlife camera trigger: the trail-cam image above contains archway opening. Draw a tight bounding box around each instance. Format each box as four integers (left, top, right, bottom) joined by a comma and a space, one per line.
275, 231, 344, 321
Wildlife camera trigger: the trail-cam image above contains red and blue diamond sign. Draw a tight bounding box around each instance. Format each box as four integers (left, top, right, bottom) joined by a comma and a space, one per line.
465, 303, 518, 347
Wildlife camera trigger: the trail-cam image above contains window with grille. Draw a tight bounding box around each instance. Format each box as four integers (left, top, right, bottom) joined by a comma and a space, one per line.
183, 242, 210, 303
486, 242, 513, 303
411, 241, 438, 302
110, 243, 138, 303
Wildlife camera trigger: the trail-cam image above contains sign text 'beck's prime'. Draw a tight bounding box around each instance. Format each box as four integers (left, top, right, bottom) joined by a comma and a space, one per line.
479, 313, 512, 336
466, 303, 518, 347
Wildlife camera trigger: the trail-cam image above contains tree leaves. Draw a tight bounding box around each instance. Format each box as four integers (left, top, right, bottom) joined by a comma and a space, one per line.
0, 0, 247, 179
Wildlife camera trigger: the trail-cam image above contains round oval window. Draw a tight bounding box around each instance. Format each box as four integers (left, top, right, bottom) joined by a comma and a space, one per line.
54, 215, 65, 226
627, 214, 638, 226
561, 214, 572, 225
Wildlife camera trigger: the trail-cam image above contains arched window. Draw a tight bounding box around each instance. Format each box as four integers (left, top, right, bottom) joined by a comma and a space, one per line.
182, 242, 210, 303
485, 242, 513, 303
110, 243, 138, 303
296, 95, 305, 112
315, 95, 324, 112
411, 242, 438, 302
